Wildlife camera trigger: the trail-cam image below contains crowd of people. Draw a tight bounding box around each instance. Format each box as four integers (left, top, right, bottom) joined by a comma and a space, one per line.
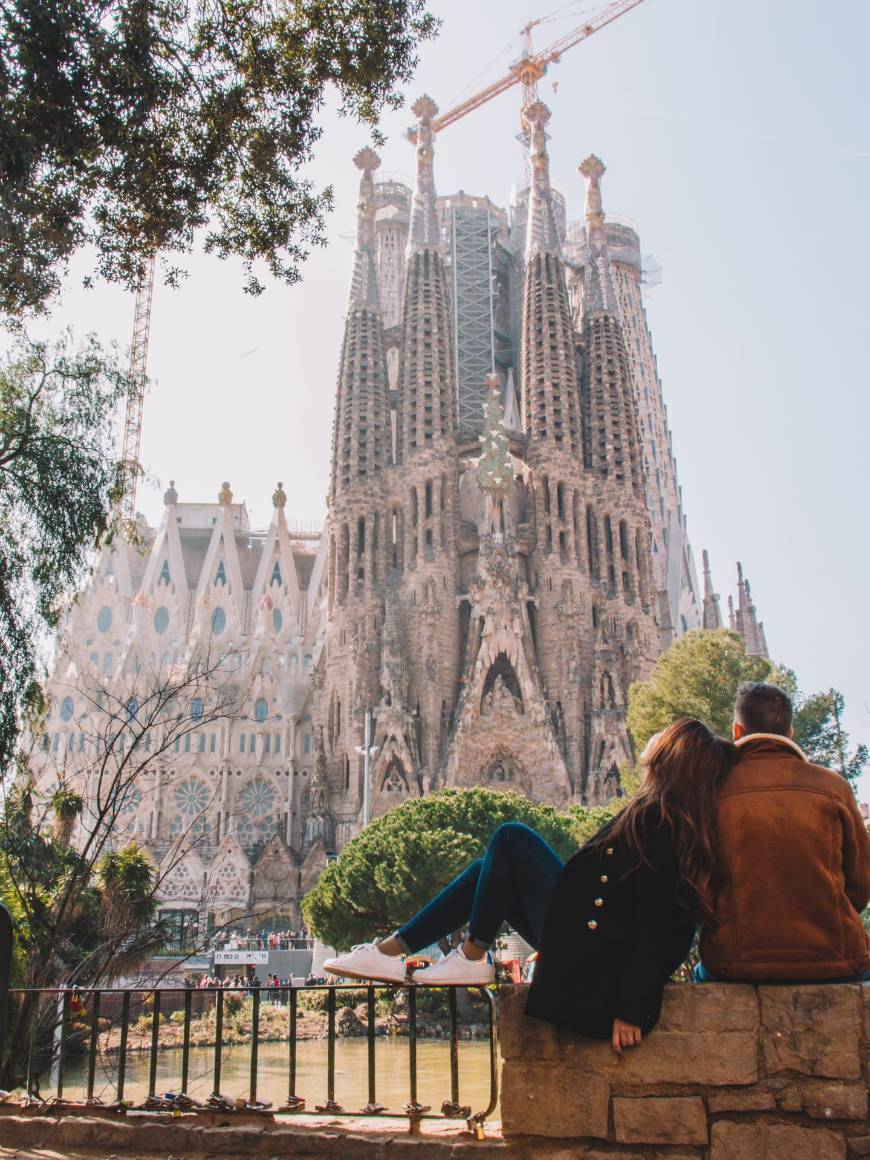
193, 972, 328, 993
212, 927, 312, 951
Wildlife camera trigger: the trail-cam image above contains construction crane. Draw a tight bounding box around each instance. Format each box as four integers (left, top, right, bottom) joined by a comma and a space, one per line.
409, 0, 646, 139
119, 252, 155, 526
117, 2, 646, 521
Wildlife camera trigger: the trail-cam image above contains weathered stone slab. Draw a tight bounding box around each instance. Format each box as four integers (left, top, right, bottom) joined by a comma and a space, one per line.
498, 985, 566, 1062
658, 982, 759, 1031
760, 985, 862, 1079
707, 1088, 777, 1113
500, 1061, 609, 1139
559, 1029, 759, 1086
710, 1122, 846, 1160
772, 1081, 869, 1121
613, 1095, 707, 1145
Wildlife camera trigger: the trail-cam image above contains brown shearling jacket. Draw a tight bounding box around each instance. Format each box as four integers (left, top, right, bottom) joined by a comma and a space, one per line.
701, 734, 870, 980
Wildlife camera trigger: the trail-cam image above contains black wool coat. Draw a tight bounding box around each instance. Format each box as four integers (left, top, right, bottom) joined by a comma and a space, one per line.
525, 815, 695, 1039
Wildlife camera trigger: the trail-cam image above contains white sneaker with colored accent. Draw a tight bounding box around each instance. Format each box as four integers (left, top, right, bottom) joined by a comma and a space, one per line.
322, 942, 408, 984
411, 945, 494, 986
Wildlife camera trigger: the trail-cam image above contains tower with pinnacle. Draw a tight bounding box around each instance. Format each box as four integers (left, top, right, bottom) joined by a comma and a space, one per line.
317, 96, 662, 818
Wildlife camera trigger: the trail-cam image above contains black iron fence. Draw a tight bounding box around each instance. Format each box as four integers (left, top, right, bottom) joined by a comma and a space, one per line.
7, 984, 498, 1137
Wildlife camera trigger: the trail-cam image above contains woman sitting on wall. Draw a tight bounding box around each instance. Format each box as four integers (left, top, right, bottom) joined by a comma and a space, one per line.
324, 719, 738, 1054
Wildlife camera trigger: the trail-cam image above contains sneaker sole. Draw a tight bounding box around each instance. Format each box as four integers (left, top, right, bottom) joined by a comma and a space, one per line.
322, 963, 409, 986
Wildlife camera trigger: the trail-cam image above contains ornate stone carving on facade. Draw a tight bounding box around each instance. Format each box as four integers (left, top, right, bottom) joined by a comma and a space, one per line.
304, 730, 334, 849
556, 598, 583, 619
206, 834, 251, 912
155, 848, 205, 906
252, 833, 299, 914
369, 591, 423, 817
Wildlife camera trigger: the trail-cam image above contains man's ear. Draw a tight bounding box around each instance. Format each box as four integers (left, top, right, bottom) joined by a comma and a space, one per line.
733, 721, 746, 741
788, 725, 795, 739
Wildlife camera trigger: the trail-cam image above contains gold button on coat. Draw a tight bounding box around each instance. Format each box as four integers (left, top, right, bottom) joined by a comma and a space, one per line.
587, 920, 598, 930
599, 875, 608, 884
594, 897, 604, 907
606, 847, 614, 856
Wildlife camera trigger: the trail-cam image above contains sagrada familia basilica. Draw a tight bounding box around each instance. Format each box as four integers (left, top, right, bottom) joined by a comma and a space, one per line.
34, 97, 769, 932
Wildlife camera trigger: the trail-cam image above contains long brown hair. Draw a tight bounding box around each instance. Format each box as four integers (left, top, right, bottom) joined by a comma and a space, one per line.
587, 719, 739, 922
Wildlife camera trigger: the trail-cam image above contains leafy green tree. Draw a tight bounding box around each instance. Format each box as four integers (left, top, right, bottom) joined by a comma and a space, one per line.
1, 0, 437, 315
626, 629, 771, 747
792, 689, 867, 788
302, 787, 615, 951
0, 330, 130, 773
627, 629, 866, 788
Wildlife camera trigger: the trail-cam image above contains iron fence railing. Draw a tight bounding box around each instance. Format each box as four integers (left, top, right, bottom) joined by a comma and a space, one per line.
6, 984, 498, 1138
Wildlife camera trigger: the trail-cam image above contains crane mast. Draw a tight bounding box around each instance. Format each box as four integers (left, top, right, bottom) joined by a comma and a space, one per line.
119, 252, 155, 526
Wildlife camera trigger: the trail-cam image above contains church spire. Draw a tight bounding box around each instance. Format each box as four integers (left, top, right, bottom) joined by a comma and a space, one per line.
396, 95, 456, 461
735, 562, 769, 658
519, 101, 581, 456
701, 548, 723, 630
523, 101, 560, 258
579, 154, 618, 318
407, 95, 441, 255
329, 149, 390, 500
348, 147, 380, 311
577, 153, 642, 494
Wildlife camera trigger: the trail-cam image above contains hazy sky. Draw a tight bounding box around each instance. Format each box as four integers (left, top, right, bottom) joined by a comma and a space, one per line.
31, 0, 870, 795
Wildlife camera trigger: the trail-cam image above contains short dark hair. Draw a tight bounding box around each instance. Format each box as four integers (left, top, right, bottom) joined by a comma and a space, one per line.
734, 682, 793, 737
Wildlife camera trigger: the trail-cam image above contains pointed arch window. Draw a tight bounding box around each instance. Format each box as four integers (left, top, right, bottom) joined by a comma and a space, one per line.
211, 607, 226, 635
60, 696, 74, 722
154, 606, 169, 634
272, 608, 283, 633
255, 697, 268, 723
270, 561, 282, 586
97, 606, 112, 633
215, 560, 227, 586
158, 560, 171, 585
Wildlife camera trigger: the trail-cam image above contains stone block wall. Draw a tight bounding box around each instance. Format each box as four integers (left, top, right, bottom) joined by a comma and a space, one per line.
499, 982, 869, 1158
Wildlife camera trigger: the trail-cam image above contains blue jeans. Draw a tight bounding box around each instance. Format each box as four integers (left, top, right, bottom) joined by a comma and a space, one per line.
693, 962, 870, 984
395, 822, 563, 954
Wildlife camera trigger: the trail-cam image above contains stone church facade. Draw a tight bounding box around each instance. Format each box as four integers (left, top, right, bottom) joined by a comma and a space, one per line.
32, 98, 768, 931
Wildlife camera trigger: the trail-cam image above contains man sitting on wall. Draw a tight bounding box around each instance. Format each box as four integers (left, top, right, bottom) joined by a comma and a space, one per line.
698, 682, 870, 982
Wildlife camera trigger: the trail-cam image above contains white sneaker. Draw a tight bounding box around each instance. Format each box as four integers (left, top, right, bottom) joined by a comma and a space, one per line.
322, 942, 408, 984
412, 945, 494, 986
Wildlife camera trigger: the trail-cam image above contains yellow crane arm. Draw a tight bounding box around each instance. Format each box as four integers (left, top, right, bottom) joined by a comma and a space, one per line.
410, 0, 647, 139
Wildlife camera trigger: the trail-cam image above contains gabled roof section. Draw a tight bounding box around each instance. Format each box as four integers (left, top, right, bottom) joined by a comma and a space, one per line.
193, 484, 246, 603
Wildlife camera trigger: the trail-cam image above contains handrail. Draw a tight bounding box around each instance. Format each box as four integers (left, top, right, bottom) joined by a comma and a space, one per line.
4, 983, 499, 1137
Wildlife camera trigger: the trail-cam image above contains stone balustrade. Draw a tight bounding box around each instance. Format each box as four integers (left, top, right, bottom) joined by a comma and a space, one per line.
499, 981, 869, 1158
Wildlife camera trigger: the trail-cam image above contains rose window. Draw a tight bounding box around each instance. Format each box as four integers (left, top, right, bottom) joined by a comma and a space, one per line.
240, 778, 275, 818
174, 780, 210, 816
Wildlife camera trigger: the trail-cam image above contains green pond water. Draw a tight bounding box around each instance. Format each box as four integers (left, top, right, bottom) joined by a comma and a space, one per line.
61, 1038, 498, 1118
